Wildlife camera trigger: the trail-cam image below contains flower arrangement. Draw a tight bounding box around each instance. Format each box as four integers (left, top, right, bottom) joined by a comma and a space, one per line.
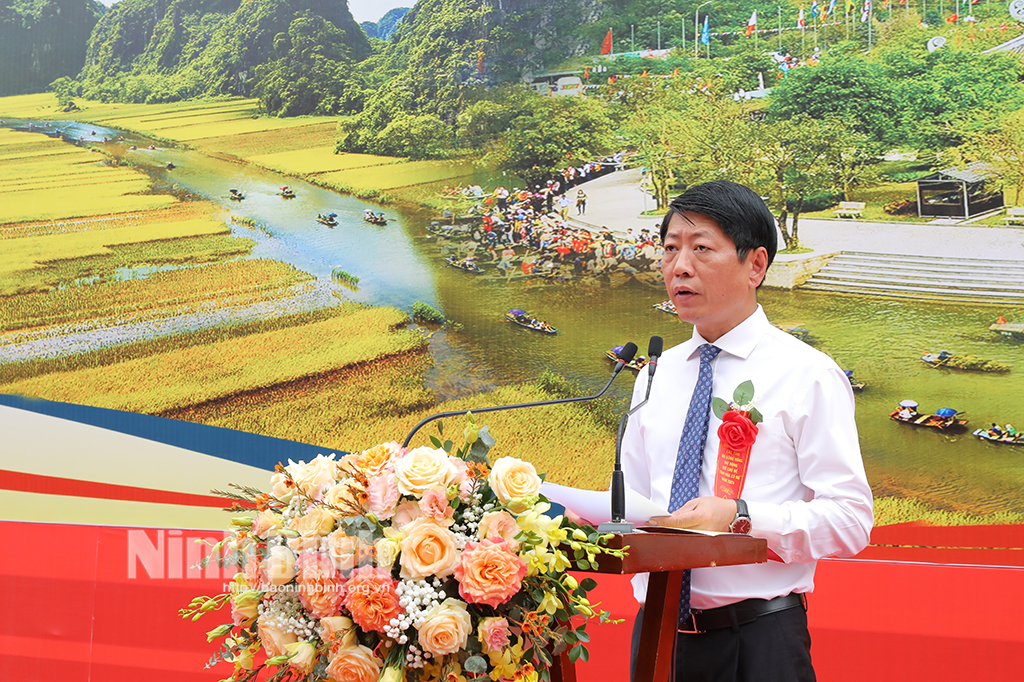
183, 418, 625, 682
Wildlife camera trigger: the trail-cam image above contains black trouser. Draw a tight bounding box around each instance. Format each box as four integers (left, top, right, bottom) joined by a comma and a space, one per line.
630, 604, 815, 682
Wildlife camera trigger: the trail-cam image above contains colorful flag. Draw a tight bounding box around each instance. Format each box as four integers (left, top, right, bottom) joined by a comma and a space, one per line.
746, 11, 757, 36
701, 16, 710, 45
812, 0, 820, 17
825, 0, 837, 18
846, 0, 856, 13
861, 0, 871, 22
600, 29, 613, 55
798, 8, 806, 27
945, 13, 958, 22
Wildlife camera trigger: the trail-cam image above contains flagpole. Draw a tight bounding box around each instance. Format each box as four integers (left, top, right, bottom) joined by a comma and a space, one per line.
778, 6, 782, 52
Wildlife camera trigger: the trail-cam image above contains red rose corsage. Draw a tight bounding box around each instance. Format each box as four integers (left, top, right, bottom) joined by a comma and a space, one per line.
711, 381, 762, 499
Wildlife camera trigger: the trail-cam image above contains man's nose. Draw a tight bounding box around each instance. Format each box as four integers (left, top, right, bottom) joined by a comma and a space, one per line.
671, 251, 694, 277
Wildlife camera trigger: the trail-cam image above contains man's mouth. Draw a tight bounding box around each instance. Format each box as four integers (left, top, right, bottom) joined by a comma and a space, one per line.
674, 288, 697, 299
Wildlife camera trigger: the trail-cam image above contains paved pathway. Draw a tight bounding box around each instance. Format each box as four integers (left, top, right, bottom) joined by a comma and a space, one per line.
569, 169, 1024, 262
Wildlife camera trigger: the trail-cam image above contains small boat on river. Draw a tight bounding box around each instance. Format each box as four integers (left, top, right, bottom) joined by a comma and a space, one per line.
921, 350, 1010, 373
844, 370, 865, 392
280, 186, 296, 199
363, 210, 388, 226
889, 400, 968, 433
316, 212, 338, 227
606, 347, 648, 371
653, 300, 676, 315
228, 189, 244, 201
973, 425, 1024, 446
445, 255, 484, 273
506, 309, 556, 334
989, 318, 1024, 341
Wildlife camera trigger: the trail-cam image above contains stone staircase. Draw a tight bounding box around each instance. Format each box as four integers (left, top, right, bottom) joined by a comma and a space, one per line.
799, 251, 1024, 305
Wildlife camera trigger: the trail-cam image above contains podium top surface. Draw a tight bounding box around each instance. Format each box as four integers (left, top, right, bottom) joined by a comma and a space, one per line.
583, 529, 767, 575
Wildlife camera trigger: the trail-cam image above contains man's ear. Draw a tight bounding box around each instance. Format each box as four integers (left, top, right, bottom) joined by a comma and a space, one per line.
748, 247, 770, 288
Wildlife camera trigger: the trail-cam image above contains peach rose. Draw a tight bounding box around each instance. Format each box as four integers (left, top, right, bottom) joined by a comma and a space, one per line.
244, 555, 267, 591
343, 566, 403, 633
454, 538, 527, 608
398, 517, 461, 580
325, 643, 382, 682
344, 441, 403, 478
265, 545, 297, 585
478, 617, 511, 654
258, 618, 297, 658
392, 499, 423, 529
419, 486, 455, 525
323, 479, 365, 518
395, 447, 458, 498
488, 457, 543, 504
288, 454, 339, 496
325, 529, 371, 573
366, 473, 400, 519
285, 640, 317, 675
251, 510, 283, 539
477, 510, 521, 551
320, 615, 354, 648
295, 551, 345, 618
230, 590, 260, 627
416, 598, 472, 657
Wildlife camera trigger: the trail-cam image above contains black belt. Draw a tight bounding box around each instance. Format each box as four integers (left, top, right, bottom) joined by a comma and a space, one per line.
678, 593, 807, 634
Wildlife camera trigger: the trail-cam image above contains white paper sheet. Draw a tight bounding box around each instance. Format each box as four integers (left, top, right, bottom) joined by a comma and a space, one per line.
540, 482, 668, 526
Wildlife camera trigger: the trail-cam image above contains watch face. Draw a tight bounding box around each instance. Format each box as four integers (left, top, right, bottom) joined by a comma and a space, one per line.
730, 517, 752, 534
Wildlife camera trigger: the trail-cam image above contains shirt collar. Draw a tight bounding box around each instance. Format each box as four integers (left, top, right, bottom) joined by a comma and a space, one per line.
684, 305, 769, 361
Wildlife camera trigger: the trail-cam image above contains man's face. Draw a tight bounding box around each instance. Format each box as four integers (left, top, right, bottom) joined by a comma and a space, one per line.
661, 212, 767, 342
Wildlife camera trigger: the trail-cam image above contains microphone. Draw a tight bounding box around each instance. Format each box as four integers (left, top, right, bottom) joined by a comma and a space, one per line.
599, 336, 664, 534
401, 342, 638, 448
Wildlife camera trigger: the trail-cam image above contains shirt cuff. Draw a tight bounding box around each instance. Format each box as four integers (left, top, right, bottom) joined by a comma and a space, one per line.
744, 499, 793, 559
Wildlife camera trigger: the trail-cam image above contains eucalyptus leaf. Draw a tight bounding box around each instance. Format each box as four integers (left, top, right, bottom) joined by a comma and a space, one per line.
429, 435, 442, 449
748, 406, 764, 424
733, 380, 755, 406
712, 397, 730, 419
464, 655, 488, 673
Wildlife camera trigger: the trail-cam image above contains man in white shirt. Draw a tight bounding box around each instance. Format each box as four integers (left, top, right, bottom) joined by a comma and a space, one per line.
622, 180, 873, 682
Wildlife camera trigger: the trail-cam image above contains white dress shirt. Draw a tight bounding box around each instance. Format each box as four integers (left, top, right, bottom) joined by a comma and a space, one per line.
623, 305, 873, 609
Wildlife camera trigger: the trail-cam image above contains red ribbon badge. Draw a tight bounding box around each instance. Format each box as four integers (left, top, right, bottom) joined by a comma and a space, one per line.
714, 410, 758, 499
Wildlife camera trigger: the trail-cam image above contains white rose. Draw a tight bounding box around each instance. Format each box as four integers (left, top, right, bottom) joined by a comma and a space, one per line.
288, 454, 338, 496
394, 447, 458, 498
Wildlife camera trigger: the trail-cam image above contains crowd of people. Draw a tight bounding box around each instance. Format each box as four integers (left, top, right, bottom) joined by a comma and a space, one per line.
433, 178, 664, 286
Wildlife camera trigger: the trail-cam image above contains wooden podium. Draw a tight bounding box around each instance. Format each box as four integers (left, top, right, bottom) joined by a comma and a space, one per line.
553, 529, 767, 682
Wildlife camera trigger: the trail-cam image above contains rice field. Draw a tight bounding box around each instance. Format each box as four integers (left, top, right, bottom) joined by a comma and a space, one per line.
0, 306, 425, 414
0, 128, 175, 224
248, 146, 401, 175
316, 159, 476, 193
0, 259, 305, 333
194, 122, 338, 159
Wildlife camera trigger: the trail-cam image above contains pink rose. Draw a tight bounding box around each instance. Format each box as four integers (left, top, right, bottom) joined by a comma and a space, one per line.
343, 566, 403, 633
399, 517, 461, 581
295, 550, 345, 618
419, 487, 455, 525
453, 538, 526, 608
477, 510, 521, 551
366, 473, 400, 519
477, 617, 511, 654
258, 618, 297, 658
718, 410, 759, 451
392, 499, 423, 529
244, 555, 267, 591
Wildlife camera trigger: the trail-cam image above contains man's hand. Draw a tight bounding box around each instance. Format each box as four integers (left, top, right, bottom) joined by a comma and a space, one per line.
646, 496, 737, 532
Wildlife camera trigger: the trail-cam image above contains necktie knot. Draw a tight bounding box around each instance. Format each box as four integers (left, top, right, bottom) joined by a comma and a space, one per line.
699, 344, 721, 365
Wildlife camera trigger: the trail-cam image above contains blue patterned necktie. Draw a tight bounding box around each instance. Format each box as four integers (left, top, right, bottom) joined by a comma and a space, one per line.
669, 343, 721, 625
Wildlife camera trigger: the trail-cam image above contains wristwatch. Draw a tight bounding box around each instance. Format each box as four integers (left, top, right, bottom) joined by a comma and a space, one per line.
729, 499, 752, 534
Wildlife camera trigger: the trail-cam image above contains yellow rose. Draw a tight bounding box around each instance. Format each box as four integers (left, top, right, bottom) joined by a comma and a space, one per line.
417, 598, 472, 657
394, 447, 458, 498
288, 454, 339, 496
399, 517, 461, 581
325, 642, 382, 682
488, 457, 542, 504
265, 545, 297, 585
284, 640, 317, 675
379, 664, 406, 682
374, 534, 401, 570
230, 589, 261, 626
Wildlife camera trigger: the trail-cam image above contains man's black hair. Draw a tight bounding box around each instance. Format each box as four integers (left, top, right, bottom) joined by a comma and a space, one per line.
659, 180, 778, 268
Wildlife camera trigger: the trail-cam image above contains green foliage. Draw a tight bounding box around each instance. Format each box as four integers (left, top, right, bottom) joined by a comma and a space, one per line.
411, 301, 445, 324
0, 0, 102, 96
372, 113, 454, 159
